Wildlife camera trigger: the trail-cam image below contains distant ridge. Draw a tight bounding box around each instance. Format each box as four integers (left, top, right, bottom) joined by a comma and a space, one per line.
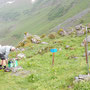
50, 8, 90, 32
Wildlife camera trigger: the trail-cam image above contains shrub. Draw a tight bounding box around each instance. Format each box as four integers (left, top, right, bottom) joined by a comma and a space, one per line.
80, 19, 84, 24
53, 40, 62, 44
27, 74, 39, 83
23, 39, 32, 47
40, 34, 46, 38
83, 29, 86, 34
27, 36, 33, 41
24, 32, 28, 35
24, 39, 31, 43
57, 29, 64, 35
24, 42, 31, 47
17, 42, 25, 48
17, 38, 32, 48
48, 32, 56, 39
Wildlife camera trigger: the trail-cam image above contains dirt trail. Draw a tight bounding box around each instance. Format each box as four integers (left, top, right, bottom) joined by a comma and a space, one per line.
50, 8, 90, 32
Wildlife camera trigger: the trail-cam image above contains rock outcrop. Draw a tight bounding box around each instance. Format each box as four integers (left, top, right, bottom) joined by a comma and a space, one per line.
31, 35, 41, 44
75, 24, 86, 36
74, 75, 90, 83
17, 53, 26, 59
17, 33, 41, 47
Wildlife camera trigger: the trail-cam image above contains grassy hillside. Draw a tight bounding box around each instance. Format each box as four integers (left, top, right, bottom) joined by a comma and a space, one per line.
0, 32, 90, 90
12, 0, 90, 34
0, 0, 90, 45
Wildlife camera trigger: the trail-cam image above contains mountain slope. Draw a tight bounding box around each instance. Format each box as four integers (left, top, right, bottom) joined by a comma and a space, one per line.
0, 0, 90, 45
0, 32, 90, 90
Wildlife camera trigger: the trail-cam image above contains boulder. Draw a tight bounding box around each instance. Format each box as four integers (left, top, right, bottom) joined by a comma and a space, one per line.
31, 38, 37, 43
58, 29, 67, 36
66, 28, 74, 35
65, 45, 70, 49
73, 57, 78, 59
16, 48, 25, 52
68, 55, 78, 59
31, 35, 41, 44
75, 24, 83, 30
83, 36, 90, 43
81, 36, 90, 46
74, 75, 90, 83
75, 24, 86, 36
87, 24, 90, 29
17, 33, 42, 47
20, 48, 25, 51
60, 31, 67, 36
81, 43, 84, 47
17, 53, 26, 59
59, 48, 62, 51
41, 42, 48, 44
85, 36, 90, 43
34, 35, 41, 40
76, 29, 85, 36
88, 30, 90, 33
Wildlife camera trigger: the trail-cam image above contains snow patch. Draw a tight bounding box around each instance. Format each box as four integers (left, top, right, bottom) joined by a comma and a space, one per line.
7, 0, 15, 4
32, 0, 36, 3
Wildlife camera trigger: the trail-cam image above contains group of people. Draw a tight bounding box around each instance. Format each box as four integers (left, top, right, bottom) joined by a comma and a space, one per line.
0, 45, 15, 71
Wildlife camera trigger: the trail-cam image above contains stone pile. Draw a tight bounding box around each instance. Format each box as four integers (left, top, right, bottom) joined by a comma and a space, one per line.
75, 24, 86, 36
17, 53, 26, 59
74, 75, 90, 83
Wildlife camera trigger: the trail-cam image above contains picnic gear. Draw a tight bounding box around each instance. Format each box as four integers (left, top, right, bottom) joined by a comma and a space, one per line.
3, 66, 6, 69
4, 67, 11, 72
8, 58, 18, 68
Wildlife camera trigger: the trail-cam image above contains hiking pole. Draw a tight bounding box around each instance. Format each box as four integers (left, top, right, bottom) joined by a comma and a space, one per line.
85, 26, 89, 74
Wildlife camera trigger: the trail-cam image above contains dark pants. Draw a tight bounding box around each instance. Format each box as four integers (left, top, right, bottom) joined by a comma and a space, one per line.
0, 53, 5, 60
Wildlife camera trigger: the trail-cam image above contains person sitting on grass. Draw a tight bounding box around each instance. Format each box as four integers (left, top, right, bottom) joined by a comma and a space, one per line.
0, 46, 15, 70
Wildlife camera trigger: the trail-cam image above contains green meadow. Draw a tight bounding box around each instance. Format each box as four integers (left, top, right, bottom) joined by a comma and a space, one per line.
0, 0, 90, 89
0, 33, 90, 90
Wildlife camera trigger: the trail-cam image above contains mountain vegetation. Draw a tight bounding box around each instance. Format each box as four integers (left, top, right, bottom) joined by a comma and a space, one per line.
0, 0, 90, 90
0, 28, 90, 90
0, 0, 90, 45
